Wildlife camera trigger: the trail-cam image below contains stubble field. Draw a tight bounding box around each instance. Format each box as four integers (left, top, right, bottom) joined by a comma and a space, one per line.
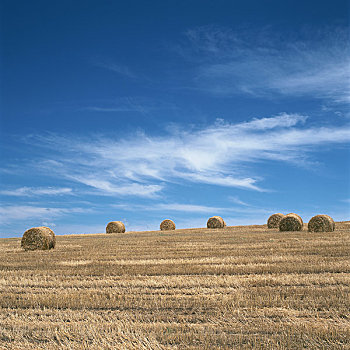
0, 222, 350, 349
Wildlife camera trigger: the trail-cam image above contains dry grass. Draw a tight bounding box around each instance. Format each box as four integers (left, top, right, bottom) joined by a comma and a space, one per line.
1, 222, 350, 349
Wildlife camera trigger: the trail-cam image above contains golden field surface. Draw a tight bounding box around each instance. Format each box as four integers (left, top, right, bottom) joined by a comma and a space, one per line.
0, 222, 350, 349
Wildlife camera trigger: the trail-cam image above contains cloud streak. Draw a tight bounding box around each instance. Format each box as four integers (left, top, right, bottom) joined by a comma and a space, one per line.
185, 25, 350, 103
94, 60, 137, 79
82, 97, 178, 115
114, 202, 269, 214
0, 206, 88, 223
0, 187, 73, 197
18, 113, 350, 197
66, 176, 163, 197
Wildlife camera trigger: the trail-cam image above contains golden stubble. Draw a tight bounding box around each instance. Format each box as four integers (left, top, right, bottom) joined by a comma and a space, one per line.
0, 222, 349, 349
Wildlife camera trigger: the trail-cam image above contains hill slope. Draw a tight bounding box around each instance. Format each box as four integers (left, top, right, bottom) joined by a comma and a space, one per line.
1, 223, 350, 349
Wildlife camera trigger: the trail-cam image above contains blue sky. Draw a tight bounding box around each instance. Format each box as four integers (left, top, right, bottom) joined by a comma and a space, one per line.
1, 0, 349, 237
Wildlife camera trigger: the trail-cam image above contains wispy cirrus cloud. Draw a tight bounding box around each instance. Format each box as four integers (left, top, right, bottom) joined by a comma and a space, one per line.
228, 196, 249, 206
114, 202, 269, 214
0, 187, 73, 197
184, 25, 350, 103
94, 60, 137, 79
66, 176, 163, 198
17, 113, 350, 197
0, 206, 89, 223
84, 106, 140, 113
82, 97, 178, 114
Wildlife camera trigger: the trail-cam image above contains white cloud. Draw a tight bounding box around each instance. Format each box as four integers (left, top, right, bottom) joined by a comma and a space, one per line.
0, 187, 73, 197
179, 172, 262, 191
114, 202, 285, 215
0, 206, 88, 223
66, 176, 162, 198
83, 98, 148, 114
228, 196, 249, 206
84, 107, 138, 112
157, 203, 222, 213
20, 114, 350, 197
41, 222, 57, 227
114, 203, 228, 214
83, 97, 177, 114
236, 114, 307, 130
94, 61, 136, 79
185, 25, 350, 103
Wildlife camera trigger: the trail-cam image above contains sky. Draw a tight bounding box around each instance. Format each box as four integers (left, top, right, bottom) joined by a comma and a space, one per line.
0, 0, 349, 237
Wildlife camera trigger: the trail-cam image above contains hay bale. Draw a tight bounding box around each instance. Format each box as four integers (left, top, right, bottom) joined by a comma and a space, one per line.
106, 221, 125, 234
21, 226, 56, 251
308, 215, 335, 232
267, 213, 285, 228
207, 216, 225, 229
323, 214, 335, 231
160, 219, 176, 231
279, 214, 303, 231
287, 213, 303, 224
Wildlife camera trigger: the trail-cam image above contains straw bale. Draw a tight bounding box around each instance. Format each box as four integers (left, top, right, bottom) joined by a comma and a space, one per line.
106, 221, 125, 234
160, 219, 176, 231
207, 216, 225, 229
308, 214, 335, 232
323, 214, 335, 231
279, 214, 303, 231
287, 213, 303, 224
21, 226, 56, 251
267, 213, 285, 228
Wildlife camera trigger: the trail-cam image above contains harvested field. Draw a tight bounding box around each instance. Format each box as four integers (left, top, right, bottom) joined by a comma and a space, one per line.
1, 222, 350, 349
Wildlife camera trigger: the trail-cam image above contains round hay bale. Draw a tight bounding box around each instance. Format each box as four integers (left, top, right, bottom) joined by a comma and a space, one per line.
308, 215, 334, 232
160, 219, 176, 231
286, 213, 303, 224
267, 213, 285, 228
106, 221, 125, 234
21, 226, 56, 251
323, 214, 335, 231
279, 214, 303, 231
207, 216, 225, 229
